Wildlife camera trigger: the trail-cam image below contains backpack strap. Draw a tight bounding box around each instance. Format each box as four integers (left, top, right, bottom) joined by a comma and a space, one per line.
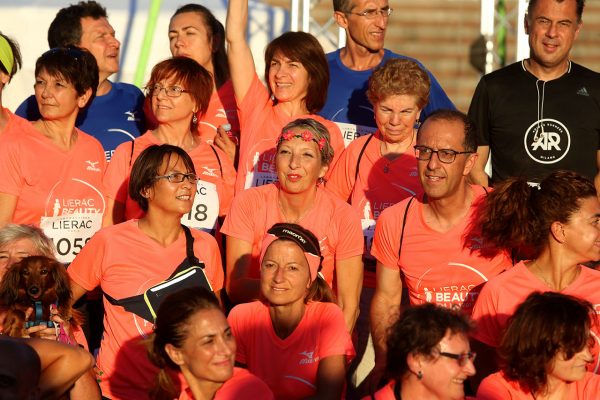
128, 140, 135, 167
208, 144, 224, 177
398, 197, 415, 259
355, 134, 374, 181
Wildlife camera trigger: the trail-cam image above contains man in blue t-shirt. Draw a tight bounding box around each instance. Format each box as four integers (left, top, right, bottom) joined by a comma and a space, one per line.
320, 0, 454, 147
16, 1, 144, 161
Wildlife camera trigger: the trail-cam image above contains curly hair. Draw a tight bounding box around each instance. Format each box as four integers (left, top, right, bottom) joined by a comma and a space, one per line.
500, 291, 594, 394
475, 170, 596, 258
367, 58, 430, 110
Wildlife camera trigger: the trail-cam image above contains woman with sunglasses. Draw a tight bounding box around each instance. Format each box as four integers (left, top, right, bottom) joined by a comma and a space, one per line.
478, 292, 600, 399
69, 144, 224, 400
228, 223, 355, 399
367, 303, 476, 400
104, 57, 235, 236
0, 46, 106, 264
226, 0, 345, 193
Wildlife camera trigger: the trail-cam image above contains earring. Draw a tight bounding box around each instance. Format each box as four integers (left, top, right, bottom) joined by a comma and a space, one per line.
417, 371, 423, 380
192, 113, 198, 124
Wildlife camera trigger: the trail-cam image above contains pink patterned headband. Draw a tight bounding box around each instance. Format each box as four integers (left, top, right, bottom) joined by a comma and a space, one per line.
276, 130, 326, 151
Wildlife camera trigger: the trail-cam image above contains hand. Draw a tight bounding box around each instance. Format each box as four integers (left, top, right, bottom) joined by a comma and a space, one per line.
214, 125, 238, 164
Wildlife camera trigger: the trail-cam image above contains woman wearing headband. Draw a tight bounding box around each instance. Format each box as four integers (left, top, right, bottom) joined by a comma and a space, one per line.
0, 46, 106, 265
0, 32, 27, 137
228, 223, 355, 399
221, 118, 363, 332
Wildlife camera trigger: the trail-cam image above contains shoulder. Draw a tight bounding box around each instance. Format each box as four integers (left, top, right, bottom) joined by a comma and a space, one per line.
235, 184, 276, 204
306, 301, 344, 320
379, 195, 418, 221
110, 82, 144, 97
229, 301, 266, 323
326, 49, 341, 64
216, 368, 274, 400
481, 62, 525, 84
477, 372, 519, 398
317, 186, 357, 213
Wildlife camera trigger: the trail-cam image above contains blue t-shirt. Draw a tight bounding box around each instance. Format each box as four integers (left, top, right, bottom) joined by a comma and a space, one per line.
319, 49, 455, 145
16, 81, 145, 161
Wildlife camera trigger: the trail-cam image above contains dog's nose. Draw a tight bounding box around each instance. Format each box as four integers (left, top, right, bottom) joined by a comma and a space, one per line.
28, 286, 40, 296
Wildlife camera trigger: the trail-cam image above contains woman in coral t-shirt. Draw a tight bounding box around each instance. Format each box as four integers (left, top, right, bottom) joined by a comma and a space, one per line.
228, 223, 355, 399
69, 145, 224, 400
148, 287, 273, 400
221, 118, 363, 332
477, 292, 600, 400
225, 0, 344, 193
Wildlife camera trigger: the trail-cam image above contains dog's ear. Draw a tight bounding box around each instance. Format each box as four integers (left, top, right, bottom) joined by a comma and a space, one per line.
51, 260, 72, 307
0, 263, 22, 304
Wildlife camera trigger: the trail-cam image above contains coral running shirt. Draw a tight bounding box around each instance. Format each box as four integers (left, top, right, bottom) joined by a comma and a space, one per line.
197, 80, 240, 144
477, 371, 600, 400
104, 131, 236, 232
228, 301, 354, 400
67, 220, 223, 400
0, 123, 106, 263
234, 73, 344, 194
326, 132, 422, 287
178, 368, 274, 400
472, 261, 600, 374
370, 186, 511, 314
220, 183, 363, 286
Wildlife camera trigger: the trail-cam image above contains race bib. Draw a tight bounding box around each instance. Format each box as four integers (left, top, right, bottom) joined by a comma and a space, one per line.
244, 150, 278, 189
181, 180, 219, 233
40, 213, 102, 263
336, 122, 377, 148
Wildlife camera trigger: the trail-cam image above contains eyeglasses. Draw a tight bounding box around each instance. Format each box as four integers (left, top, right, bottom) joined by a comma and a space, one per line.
439, 351, 477, 366
348, 7, 393, 19
147, 84, 191, 98
414, 145, 474, 164
155, 172, 198, 184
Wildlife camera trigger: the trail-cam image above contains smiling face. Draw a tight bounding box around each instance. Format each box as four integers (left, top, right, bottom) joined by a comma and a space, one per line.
169, 308, 236, 386
78, 17, 120, 80
561, 196, 600, 263
151, 79, 196, 126
146, 155, 197, 216
416, 118, 476, 200
34, 69, 89, 122
335, 0, 389, 53
525, 0, 581, 75
418, 332, 476, 400
268, 51, 309, 106
547, 342, 593, 386
260, 240, 311, 306
275, 133, 328, 195
169, 12, 214, 74
375, 94, 421, 143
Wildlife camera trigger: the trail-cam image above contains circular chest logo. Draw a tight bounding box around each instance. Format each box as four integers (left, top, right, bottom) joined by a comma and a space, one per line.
524, 119, 570, 164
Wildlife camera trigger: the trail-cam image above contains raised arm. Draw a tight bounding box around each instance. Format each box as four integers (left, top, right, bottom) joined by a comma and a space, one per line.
226, 0, 256, 103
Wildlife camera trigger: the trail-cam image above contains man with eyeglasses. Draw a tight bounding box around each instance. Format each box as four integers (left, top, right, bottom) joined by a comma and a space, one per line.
15, 0, 145, 161
319, 0, 454, 147
468, 0, 600, 190
368, 110, 511, 391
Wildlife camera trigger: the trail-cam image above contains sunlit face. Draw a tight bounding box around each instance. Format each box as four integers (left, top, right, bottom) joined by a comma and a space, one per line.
169, 12, 214, 73
151, 79, 196, 126
34, 69, 89, 121
268, 51, 309, 105
561, 196, 600, 263
525, 0, 581, 73
375, 94, 421, 144
0, 238, 39, 280
146, 155, 197, 216
275, 134, 328, 195
260, 240, 311, 306
547, 341, 593, 385
78, 17, 120, 78
416, 119, 476, 200
169, 308, 236, 385
419, 332, 476, 400
336, 0, 389, 53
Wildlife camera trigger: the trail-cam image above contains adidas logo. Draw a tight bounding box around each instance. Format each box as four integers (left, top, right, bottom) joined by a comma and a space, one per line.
577, 87, 589, 96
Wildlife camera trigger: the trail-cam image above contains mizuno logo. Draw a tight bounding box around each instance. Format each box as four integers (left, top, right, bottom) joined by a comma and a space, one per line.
86, 160, 101, 172
202, 166, 218, 177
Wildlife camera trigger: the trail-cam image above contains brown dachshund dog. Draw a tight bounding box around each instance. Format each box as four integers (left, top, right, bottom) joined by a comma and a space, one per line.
0, 255, 80, 338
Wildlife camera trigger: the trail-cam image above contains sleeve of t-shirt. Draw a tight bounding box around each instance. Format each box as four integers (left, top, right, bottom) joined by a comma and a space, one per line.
333, 205, 364, 261
220, 189, 259, 243
67, 230, 107, 291
420, 69, 455, 121
370, 205, 402, 269
476, 374, 510, 400
317, 303, 356, 359
470, 280, 502, 347
0, 136, 24, 196
194, 231, 224, 291
14, 95, 41, 121
103, 140, 133, 202
212, 144, 237, 216
227, 305, 249, 365
325, 144, 356, 202
467, 77, 491, 147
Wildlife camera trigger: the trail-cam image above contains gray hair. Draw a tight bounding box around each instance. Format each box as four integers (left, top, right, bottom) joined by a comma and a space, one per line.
0, 224, 55, 258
